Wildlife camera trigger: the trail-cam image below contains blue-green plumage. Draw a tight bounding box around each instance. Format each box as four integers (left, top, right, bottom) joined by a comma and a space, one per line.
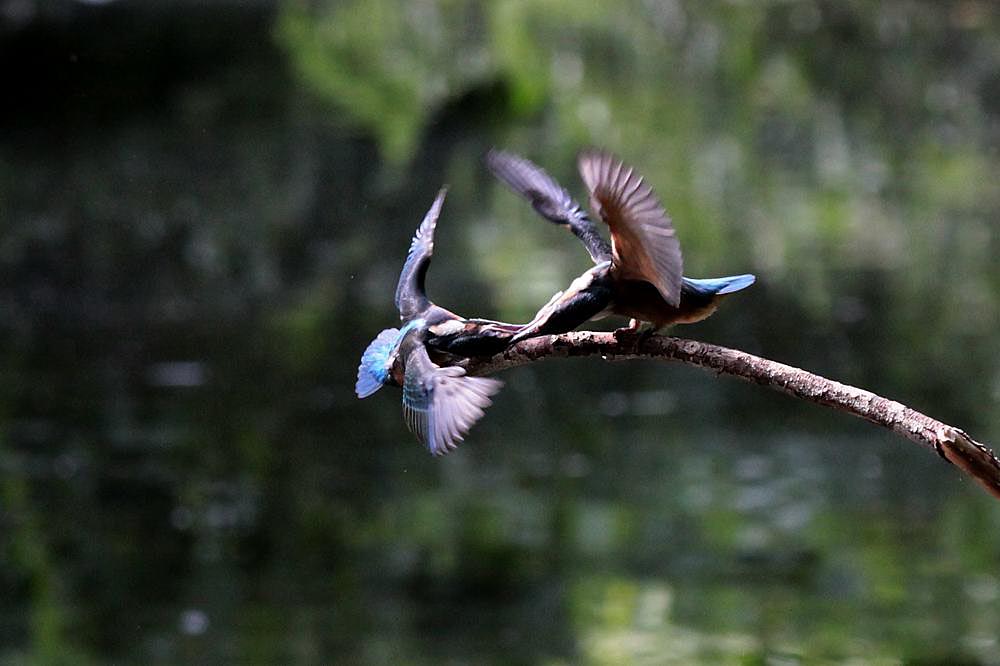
355, 326, 402, 398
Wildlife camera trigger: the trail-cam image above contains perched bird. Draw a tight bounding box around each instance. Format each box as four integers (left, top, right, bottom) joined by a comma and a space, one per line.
487, 149, 756, 338
356, 188, 512, 455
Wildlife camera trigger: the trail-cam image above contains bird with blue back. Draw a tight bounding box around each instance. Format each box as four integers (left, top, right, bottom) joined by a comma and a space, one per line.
487, 149, 756, 339
355, 188, 518, 455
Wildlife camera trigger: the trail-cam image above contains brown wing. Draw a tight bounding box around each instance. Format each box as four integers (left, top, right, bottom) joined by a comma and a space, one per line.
577, 150, 683, 307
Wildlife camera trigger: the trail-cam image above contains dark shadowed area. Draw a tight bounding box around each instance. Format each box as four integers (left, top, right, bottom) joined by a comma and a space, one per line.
2, 1, 999, 664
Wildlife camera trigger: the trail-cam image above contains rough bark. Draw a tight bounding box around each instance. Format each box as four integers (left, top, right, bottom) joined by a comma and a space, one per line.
463, 331, 1000, 501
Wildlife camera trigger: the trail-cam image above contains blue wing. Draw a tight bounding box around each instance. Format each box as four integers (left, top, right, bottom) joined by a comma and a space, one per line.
402, 344, 503, 456
682, 274, 756, 296
356, 327, 402, 398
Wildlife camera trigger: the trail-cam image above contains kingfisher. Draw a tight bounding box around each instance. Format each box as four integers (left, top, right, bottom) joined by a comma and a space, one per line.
355, 188, 514, 455
487, 149, 756, 339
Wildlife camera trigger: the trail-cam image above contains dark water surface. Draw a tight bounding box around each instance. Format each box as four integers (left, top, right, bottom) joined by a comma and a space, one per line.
2, 2, 999, 664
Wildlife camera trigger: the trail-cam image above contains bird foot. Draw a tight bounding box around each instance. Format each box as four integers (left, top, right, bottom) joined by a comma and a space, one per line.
637, 327, 657, 344
613, 326, 640, 342
613, 323, 657, 345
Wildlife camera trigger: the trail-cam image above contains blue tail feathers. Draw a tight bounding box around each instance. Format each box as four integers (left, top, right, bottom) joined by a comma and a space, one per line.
682, 274, 756, 296
356, 327, 402, 398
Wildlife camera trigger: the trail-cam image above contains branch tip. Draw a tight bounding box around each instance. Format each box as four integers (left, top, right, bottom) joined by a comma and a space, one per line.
463, 331, 1000, 501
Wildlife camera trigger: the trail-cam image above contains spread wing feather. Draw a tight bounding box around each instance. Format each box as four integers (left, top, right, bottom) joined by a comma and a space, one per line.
395, 188, 447, 321
355, 327, 402, 398
578, 150, 683, 306
402, 344, 503, 456
487, 150, 612, 263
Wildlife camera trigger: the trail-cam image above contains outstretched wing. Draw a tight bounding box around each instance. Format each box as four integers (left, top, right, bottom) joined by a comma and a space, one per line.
395, 188, 447, 321
487, 149, 612, 264
355, 327, 402, 398
578, 150, 683, 307
402, 344, 503, 456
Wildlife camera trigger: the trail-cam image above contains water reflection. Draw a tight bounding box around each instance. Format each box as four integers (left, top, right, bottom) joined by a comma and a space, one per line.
2, 1, 1000, 664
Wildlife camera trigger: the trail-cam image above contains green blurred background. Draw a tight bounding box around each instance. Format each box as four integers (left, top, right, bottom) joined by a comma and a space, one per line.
2, 0, 999, 663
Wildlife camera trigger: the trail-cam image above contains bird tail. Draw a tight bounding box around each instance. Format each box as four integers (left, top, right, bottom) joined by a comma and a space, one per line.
356, 327, 402, 398
682, 274, 756, 295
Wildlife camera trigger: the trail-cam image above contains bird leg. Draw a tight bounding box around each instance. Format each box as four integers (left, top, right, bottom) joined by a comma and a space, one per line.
613, 319, 659, 345
612, 318, 641, 338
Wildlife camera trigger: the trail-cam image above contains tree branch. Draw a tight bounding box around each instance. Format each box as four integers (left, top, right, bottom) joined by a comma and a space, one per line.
464, 331, 1000, 501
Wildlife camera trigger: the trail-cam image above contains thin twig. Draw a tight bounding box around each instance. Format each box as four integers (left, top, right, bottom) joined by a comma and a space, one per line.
463, 331, 1000, 501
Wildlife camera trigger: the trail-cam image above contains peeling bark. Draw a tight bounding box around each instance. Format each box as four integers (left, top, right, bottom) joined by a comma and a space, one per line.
463, 331, 1000, 501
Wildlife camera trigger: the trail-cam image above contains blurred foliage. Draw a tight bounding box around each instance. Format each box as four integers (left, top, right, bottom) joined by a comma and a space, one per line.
275, 0, 1000, 421
0, 0, 999, 664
